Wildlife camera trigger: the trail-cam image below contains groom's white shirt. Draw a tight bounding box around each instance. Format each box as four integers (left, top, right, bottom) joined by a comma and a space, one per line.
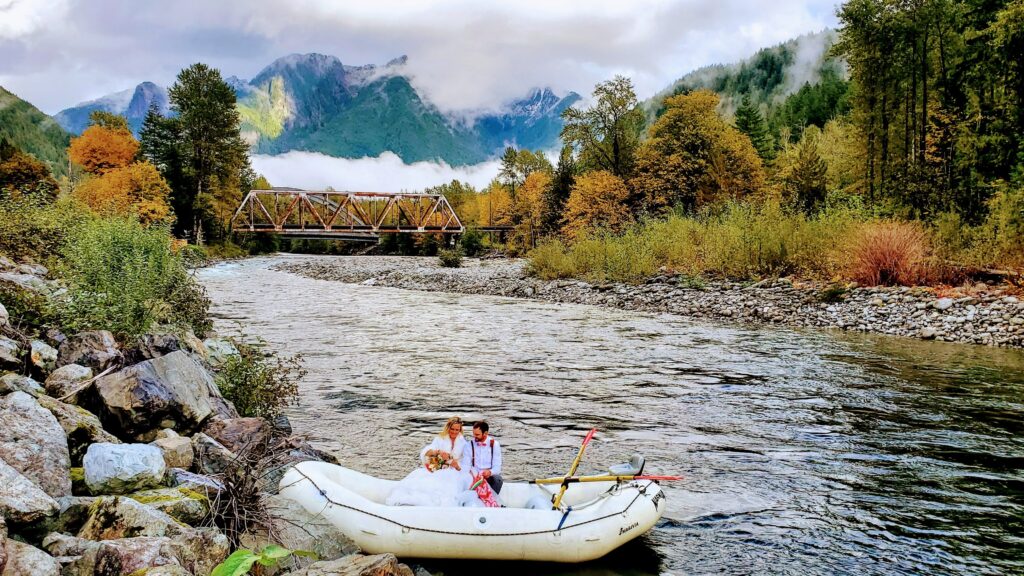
464, 435, 502, 476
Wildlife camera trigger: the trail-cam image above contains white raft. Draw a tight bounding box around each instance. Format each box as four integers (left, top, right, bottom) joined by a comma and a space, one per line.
279, 460, 666, 562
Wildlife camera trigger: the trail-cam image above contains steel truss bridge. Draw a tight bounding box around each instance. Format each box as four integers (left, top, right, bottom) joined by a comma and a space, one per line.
230, 189, 473, 242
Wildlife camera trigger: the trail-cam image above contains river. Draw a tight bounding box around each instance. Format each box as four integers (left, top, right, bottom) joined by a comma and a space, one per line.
198, 255, 1024, 575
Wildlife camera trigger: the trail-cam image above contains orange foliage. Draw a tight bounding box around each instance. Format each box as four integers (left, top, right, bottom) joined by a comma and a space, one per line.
69, 125, 139, 175
848, 221, 930, 286
74, 161, 173, 225
562, 171, 632, 239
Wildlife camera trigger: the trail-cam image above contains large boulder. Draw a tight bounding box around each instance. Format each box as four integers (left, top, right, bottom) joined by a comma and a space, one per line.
57, 331, 121, 372
84, 443, 166, 495
43, 364, 92, 401
1, 540, 60, 576
0, 337, 20, 371
61, 521, 226, 575
241, 494, 359, 574
283, 554, 414, 576
0, 374, 43, 396
127, 487, 210, 525
203, 417, 272, 453
0, 391, 71, 497
191, 433, 236, 475
92, 350, 225, 440
124, 333, 183, 365
77, 496, 187, 540
0, 457, 59, 524
35, 395, 119, 466
29, 340, 57, 373
152, 435, 194, 470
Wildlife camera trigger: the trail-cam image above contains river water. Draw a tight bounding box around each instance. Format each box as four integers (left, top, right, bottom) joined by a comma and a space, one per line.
198, 256, 1024, 575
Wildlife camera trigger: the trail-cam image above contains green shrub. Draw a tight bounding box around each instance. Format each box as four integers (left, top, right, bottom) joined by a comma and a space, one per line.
57, 217, 211, 340
458, 227, 484, 257
0, 282, 53, 333
438, 248, 463, 268
0, 196, 88, 263
215, 337, 304, 419
527, 240, 576, 280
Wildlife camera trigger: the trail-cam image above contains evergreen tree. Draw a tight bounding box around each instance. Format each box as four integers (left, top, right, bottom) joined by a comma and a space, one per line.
139, 104, 189, 234
734, 95, 775, 161
541, 145, 577, 234
788, 133, 828, 214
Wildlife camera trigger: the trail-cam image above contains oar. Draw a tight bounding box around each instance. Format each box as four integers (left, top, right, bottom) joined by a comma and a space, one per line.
532, 474, 683, 485
551, 428, 597, 510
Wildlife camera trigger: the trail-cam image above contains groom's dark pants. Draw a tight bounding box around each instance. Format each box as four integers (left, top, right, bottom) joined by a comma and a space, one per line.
486, 474, 504, 494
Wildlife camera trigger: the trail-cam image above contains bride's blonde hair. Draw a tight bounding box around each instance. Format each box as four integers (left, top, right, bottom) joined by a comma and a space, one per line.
439, 416, 464, 437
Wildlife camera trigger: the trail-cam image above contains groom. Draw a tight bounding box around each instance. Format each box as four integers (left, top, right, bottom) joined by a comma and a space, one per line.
465, 420, 503, 493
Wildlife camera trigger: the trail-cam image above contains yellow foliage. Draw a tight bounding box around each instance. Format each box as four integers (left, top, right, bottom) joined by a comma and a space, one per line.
504, 171, 551, 253
562, 170, 632, 239
68, 125, 139, 176
74, 161, 173, 225
631, 89, 764, 213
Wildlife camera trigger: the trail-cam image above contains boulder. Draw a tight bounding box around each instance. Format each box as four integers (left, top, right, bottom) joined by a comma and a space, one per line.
202, 338, 238, 367
191, 433, 236, 475
89, 536, 180, 576
0, 391, 71, 497
92, 350, 222, 440
124, 333, 183, 365
0, 457, 59, 524
84, 443, 166, 495
0, 272, 52, 296
1, 540, 60, 576
166, 527, 229, 576
57, 331, 121, 372
241, 493, 359, 574
179, 331, 207, 358
29, 340, 57, 373
203, 417, 272, 453
128, 487, 210, 525
283, 554, 414, 576
43, 364, 93, 401
77, 496, 187, 540
0, 337, 20, 370
35, 395, 119, 466
55, 525, 226, 575
0, 302, 7, 327
0, 374, 43, 396
152, 436, 194, 470
45, 496, 98, 536
166, 469, 224, 500
15, 263, 46, 276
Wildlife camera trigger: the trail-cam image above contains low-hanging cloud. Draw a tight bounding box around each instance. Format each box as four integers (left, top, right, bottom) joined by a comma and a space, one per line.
250, 151, 501, 193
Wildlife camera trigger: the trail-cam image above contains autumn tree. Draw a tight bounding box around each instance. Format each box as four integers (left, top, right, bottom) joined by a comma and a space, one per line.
560, 76, 645, 178
562, 171, 632, 239
69, 113, 139, 175
631, 90, 765, 213
0, 138, 60, 202
74, 162, 173, 224
498, 147, 552, 198
541, 145, 577, 234
505, 171, 551, 253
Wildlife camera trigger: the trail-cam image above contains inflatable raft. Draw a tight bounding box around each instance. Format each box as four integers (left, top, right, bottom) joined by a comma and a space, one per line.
279, 460, 667, 562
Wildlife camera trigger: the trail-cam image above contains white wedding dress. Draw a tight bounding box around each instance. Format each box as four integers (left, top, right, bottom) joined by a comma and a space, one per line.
386, 435, 473, 507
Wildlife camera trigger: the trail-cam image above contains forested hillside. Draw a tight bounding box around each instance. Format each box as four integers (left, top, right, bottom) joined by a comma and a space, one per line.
0, 86, 72, 178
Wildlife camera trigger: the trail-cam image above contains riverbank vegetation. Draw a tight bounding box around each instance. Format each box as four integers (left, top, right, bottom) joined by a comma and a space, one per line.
442, 0, 1024, 288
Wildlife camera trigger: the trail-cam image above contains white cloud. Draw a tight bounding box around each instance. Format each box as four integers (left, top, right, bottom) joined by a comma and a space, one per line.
0, 0, 69, 39
250, 151, 500, 193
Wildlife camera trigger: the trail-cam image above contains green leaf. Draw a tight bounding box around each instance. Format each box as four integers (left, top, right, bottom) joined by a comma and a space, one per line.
210, 549, 260, 576
259, 544, 294, 560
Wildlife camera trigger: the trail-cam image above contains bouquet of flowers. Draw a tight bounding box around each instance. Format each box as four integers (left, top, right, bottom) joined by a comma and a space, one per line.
425, 453, 450, 472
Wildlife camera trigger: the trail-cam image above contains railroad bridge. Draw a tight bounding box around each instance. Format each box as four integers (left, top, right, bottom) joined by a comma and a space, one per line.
230, 188, 508, 242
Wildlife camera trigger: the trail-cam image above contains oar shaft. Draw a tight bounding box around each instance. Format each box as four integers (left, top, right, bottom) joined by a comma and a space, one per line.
551, 428, 597, 510
533, 474, 682, 485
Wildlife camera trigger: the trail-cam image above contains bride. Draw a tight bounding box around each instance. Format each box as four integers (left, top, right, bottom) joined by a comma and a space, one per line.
386, 416, 473, 507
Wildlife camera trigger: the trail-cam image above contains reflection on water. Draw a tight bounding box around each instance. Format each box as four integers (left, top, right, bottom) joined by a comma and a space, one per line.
199, 256, 1024, 575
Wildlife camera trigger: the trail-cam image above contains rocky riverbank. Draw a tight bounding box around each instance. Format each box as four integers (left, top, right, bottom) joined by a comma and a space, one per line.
274, 255, 1024, 348
0, 258, 422, 576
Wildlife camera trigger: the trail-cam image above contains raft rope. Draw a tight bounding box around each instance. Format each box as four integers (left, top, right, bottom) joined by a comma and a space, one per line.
281, 467, 656, 537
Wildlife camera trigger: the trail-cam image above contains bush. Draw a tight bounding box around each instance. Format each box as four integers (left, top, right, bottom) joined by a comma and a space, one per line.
215, 337, 304, 419
438, 248, 463, 268
527, 240, 576, 280
847, 221, 930, 286
0, 196, 88, 263
57, 217, 211, 340
459, 227, 484, 257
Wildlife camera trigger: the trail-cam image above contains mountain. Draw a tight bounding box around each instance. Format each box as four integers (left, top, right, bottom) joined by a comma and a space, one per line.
0, 86, 72, 178
54, 81, 169, 137
54, 53, 579, 166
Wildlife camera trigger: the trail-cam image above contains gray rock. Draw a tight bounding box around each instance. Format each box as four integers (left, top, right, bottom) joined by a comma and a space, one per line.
920, 327, 938, 340
0, 457, 59, 524
0, 374, 43, 396
92, 350, 223, 440
0, 337, 20, 370
0, 272, 53, 296
0, 391, 71, 497
84, 443, 166, 495
283, 554, 414, 576
43, 364, 93, 401
203, 417, 272, 453
48, 527, 226, 576
191, 433, 236, 475
166, 527, 229, 576
127, 487, 210, 525
29, 340, 57, 373
202, 338, 239, 367
241, 493, 360, 573
166, 469, 224, 500
57, 330, 121, 372
77, 496, 187, 540
36, 395, 119, 466
152, 436, 194, 470
1, 540, 60, 576
934, 297, 954, 311
0, 303, 7, 327
0, 516, 6, 573
124, 333, 182, 365
15, 263, 47, 276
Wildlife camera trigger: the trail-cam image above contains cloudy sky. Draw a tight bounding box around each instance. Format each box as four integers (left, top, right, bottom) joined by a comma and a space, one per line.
1, 0, 840, 115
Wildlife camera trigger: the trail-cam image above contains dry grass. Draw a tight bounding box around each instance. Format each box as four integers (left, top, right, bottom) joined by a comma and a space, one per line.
847, 221, 930, 286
